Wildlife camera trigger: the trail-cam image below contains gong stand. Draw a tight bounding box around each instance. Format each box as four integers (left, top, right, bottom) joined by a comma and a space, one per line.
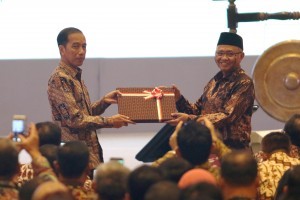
226, 0, 300, 33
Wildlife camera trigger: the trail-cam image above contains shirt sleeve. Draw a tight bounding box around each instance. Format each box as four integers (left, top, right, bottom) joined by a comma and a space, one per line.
48, 73, 109, 130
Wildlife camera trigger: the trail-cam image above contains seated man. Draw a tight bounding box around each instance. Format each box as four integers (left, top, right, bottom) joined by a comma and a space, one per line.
258, 131, 300, 200
18, 121, 61, 185
220, 150, 258, 200
0, 138, 20, 199
55, 141, 96, 200
93, 161, 131, 200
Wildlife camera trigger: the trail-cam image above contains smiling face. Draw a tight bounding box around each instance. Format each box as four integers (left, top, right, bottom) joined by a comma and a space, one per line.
214, 45, 244, 76
59, 32, 86, 68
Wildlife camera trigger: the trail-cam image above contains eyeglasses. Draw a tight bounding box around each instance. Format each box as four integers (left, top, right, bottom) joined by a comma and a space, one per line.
215, 51, 242, 58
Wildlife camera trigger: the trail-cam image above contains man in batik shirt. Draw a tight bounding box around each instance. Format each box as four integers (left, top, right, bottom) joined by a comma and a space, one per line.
168, 32, 255, 150
47, 27, 135, 170
257, 131, 300, 200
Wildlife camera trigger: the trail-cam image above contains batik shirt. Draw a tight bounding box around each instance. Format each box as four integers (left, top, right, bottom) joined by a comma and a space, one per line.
0, 181, 18, 200
176, 67, 255, 149
48, 61, 111, 168
66, 184, 97, 200
258, 151, 300, 200
255, 144, 300, 163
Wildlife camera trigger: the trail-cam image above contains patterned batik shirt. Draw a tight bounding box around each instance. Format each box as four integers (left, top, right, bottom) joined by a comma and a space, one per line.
67, 184, 97, 200
0, 181, 18, 200
48, 61, 111, 168
258, 151, 300, 200
254, 144, 300, 163
176, 67, 255, 149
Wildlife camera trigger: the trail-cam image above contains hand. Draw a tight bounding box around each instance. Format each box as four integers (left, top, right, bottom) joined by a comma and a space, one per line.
107, 114, 135, 128
103, 90, 121, 104
166, 112, 190, 126
196, 117, 218, 141
18, 123, 40, 157
169, 121, 183, 150
172, 84, 181, 102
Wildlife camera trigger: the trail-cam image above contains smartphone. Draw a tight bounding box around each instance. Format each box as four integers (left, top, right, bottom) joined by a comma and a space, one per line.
110, 157, 124, 165
12, 115, 26, 142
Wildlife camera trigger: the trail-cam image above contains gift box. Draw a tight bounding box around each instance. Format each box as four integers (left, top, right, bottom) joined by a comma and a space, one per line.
117, 87, 176, 123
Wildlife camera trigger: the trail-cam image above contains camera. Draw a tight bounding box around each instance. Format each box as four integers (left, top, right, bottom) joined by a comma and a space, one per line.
12, 115, 26, 142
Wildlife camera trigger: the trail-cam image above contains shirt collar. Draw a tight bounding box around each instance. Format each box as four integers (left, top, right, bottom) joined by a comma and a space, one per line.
214, 67, 245, 82
58, 61, 82, 79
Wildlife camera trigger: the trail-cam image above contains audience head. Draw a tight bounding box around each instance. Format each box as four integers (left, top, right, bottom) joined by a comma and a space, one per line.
128, 165, 163, 200
39, 144, 59, 174
0, 138, 19, 180
283, 165, 300, 198
94, 160, 131, 200
284, 114, 300, 147
177, 120, 212, 166
261, 131, 291, 155
144, 181, 180, 200
32, 181, 74, 200
180, 182, 223, 200
56, 141, 89, 179
220, 150, 258, 187
36, 121, 61, 146
158, 157, 193, 183
19, 177, 50, 200
178, 168, 217, 189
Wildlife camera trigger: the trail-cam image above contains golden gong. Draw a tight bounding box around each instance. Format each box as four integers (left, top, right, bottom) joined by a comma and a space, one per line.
252, 40, 300, 122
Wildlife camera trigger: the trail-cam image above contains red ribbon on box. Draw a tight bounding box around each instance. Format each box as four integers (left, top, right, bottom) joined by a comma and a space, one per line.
120, 87, 174, 122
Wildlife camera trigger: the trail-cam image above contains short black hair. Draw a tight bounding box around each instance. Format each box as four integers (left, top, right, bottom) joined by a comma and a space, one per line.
284, 114, 300, 147
261, 131, 291, 154
158, 157, 193, 183
57, 27, 82, 46
0, 139, 19, 179
36, 121, 61, 146
57, 141, 89, 178
128, 165, 163, 200
177, 120, 212, 166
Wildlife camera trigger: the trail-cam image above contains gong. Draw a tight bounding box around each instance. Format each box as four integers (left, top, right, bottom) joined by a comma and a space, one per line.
252, 40, 300, 122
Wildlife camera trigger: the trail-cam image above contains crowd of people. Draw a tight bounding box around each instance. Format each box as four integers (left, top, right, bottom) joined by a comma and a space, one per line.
1, 114, 300, 200
1, 27, 298, 200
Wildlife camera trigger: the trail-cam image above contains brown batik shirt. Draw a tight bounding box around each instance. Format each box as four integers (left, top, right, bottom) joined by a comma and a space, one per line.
176, 67, 255, 149
47, 61, 111, 168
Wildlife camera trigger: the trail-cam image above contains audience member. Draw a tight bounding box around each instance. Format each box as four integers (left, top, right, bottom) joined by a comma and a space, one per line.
55, 140, 96, 200
127, 165, 163, 200
0, 138, 20, 199
275, 165, 300, 200
220, 150, 258, 200
144, 181, 180, 200
274, 168, 292, 200
32, 181, 74, 200
39, 144, 59, 175
158, 157, 193, 183
18, 121, 61, 185
93, 160, 131, 200
180, 182, 223, 200
178, 168, 217, 189
19, 176, 51, 200
283, 114, 300, 159
153, 118, 230, 180
257, 132, 300, 200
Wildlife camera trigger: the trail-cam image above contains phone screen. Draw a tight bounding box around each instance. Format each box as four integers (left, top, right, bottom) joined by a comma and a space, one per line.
12, 119, 25, 133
